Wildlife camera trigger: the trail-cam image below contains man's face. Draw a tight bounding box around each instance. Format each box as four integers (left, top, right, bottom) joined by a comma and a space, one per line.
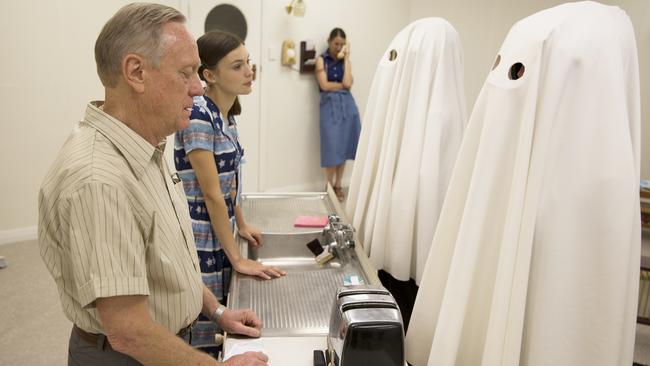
146, 22, 203, 137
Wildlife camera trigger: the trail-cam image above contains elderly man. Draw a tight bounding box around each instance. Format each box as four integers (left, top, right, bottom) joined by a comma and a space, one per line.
38, 3, 267, 365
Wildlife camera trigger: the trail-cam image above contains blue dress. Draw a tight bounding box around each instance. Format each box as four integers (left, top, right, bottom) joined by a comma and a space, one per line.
319, 51, 361, 167
174, 95, 244, 356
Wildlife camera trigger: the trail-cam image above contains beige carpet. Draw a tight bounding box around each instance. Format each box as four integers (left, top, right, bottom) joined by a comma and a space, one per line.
0, 240, 70, 366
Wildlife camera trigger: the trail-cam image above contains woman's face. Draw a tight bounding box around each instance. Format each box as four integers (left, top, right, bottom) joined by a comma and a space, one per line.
212, 44, 253, 96
328, 36, 346, 55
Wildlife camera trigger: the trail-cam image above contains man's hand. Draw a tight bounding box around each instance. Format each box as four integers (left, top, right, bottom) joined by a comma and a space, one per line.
218, 308, 263, 338
237, 224, 263, 248
233, 258, 285, 280
223, 351, 268, 366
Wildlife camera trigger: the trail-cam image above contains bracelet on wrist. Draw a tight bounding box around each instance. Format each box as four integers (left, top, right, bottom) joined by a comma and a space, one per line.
213, 304, 227, 323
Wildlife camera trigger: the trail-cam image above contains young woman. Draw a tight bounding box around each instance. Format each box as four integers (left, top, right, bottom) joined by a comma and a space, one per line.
315, 27, 361, 201
174, 30, 284, 356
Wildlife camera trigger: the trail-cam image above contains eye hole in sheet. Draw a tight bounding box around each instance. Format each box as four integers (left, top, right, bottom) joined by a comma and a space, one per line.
388, 49, 398, 61
492, 54, 501, 70
509, 62, 525, 80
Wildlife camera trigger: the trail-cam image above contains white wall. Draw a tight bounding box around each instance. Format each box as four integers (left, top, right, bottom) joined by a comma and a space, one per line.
408, 0, 650, 180
0, 0, 181, 241
7, 0, 644, 239
0, 0, 409, 238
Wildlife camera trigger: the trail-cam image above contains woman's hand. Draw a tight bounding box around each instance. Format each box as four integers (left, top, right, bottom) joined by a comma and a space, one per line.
343, 41, 350, 58
233, 258, 286, 280
238, 224, 263, 248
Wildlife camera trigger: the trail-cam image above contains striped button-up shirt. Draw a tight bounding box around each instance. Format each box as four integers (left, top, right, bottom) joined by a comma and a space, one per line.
38, 101, 204, 334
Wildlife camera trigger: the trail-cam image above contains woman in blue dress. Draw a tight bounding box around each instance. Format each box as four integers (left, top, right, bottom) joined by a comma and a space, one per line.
315, 28, 361, 201
174, 30, 285, 357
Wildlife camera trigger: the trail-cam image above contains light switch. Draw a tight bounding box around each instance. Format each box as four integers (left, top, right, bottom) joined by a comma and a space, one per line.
268, 45, 277, 61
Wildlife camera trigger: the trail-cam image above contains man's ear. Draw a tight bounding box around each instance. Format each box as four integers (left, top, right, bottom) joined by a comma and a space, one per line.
122, 53, 146, 93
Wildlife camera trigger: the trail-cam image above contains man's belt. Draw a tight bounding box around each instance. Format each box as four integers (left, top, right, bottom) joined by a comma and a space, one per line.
73, 322, 194, 351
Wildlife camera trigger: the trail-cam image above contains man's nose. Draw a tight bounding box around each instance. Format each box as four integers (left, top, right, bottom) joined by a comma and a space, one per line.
189, 73, 203, 97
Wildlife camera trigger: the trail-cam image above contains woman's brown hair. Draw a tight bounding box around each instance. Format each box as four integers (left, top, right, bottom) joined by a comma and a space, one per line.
197, 30, 244, 116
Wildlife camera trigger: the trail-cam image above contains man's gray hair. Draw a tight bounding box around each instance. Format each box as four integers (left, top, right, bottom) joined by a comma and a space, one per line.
95, 3, 186, 87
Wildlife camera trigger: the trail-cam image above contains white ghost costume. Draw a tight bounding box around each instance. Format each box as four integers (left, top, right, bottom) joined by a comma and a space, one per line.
345, 18, 467, 283
405, 2, 641, 366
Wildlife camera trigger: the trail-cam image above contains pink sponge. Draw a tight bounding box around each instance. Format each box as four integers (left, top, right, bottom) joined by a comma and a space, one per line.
294, 215, 328, 228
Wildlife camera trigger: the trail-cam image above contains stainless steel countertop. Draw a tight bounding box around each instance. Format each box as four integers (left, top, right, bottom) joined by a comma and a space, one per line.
228, 186, 380, 338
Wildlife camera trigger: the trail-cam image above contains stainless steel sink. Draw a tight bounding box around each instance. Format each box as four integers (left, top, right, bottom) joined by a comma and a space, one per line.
229, 232, 369, 336
240, 193, 335, 234
246, 232, 341, 269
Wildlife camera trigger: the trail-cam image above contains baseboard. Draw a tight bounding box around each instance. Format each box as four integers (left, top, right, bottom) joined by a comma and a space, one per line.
261, 181, 326, 193
259, 176, 352, 194
0, 226, 37, 245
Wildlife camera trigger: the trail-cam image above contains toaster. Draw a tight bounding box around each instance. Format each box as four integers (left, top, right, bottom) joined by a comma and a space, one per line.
327, 285, 404, 366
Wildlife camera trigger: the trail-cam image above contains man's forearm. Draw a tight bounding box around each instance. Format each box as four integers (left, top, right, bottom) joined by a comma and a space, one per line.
201, 284, 221, 321
97, 296, 221, 366
113, 320, 220, 366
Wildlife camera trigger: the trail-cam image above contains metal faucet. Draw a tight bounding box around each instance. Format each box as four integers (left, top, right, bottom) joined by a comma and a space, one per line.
323, 214, 355, 253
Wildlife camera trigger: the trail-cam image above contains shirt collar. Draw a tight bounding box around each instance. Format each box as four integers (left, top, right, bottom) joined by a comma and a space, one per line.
322, 51, 336, 62
84, 101, 163, 179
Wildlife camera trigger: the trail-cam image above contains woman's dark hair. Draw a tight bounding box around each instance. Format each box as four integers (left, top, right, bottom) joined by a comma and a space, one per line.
197, 29, 244, 116
328, 27, 346, 41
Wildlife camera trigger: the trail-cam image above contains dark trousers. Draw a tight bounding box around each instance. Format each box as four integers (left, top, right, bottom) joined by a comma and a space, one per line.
378, 270, 419, 332
68, 327, 191, 366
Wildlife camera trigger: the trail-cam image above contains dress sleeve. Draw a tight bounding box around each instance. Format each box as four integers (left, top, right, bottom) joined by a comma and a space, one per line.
67, 182, 149, 308
176, 108, 215, 154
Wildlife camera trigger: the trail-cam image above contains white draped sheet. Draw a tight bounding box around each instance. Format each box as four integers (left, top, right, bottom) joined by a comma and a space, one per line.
346, 18, 467, 284
405, 2, 641, 366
